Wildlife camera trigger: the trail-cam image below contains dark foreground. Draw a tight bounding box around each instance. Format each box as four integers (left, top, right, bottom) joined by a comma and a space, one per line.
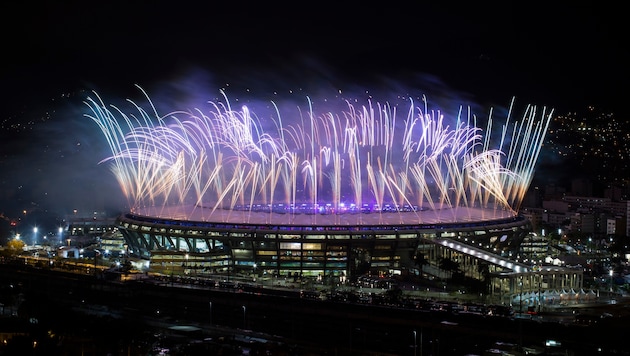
1, 264, 629, 355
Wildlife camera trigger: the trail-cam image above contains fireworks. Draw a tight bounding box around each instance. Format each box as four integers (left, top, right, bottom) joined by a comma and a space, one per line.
85, 86, 553, 224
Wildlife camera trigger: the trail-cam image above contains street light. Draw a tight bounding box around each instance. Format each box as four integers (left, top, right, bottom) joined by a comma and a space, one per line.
610, 269, 614, 293
519, 279, 524, 313
58, 227, 63, 245
33, 227, 38, 246
413, 330, 417, 356
208, 301, 212, 326
242, 305, 246, 329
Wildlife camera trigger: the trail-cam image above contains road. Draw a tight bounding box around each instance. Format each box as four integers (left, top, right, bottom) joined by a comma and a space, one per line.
3, 261, 630, 355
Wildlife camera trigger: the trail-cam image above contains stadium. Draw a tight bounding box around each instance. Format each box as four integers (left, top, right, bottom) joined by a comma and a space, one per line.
86, 88, 583, 302
117, 205, 536, 289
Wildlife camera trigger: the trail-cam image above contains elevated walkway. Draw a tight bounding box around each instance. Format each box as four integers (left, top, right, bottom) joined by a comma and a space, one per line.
426, 237, 583, 304
433, 237, 531, 274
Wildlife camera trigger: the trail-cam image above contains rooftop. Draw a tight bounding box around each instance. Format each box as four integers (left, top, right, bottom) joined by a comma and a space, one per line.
132, 204, 517, 227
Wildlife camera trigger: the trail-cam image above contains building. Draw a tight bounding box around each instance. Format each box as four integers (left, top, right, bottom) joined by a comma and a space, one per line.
116, 205, 583, 301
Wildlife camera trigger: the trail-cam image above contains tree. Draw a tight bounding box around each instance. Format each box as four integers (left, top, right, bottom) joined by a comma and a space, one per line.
0, 238, 25, 258
414, 252, 429, 274
384, 286, 403, 305
438, 257, 460, 273
477, 261, 490, 280
609, 237, 628, 261
353, 248, 371, 276
476, 262, 491, 296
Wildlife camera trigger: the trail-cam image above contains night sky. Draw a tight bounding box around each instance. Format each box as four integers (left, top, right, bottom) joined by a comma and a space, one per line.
0, 2, 626, 231
4, 2, 625, 112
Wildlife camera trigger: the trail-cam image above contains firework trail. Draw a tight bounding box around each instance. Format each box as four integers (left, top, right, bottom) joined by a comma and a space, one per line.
84, 86, 553, 223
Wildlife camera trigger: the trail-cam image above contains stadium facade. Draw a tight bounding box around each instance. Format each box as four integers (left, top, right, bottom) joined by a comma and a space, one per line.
115, 205, 584, 303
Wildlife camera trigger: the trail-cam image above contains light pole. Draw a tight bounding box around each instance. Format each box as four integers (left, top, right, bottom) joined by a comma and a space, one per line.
58, 227, 63, 247
519, 278, 524, 314
33, 227, 38, 246
123, 244, 129, 264
413, 330, 417, 356
208, 301, 212, 326
242, 305, 246, 329
609, 269, 614, 297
